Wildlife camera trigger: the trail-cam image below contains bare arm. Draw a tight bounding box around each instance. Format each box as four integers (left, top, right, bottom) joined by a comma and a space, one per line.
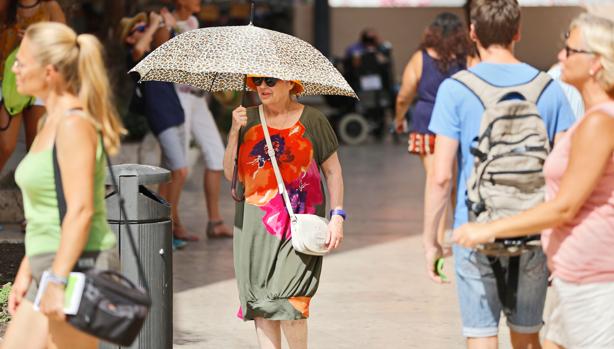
423, 135, 458, 283
132, 12, 162, 62
395, 51, 422, 131
47, 1, 66, 23
50, 115, 99, 277
322, 152, 344, 212
152, 7, 176, 49
321, 152, 344, 250
223, 106, 247, 181
454, 112, 614, 246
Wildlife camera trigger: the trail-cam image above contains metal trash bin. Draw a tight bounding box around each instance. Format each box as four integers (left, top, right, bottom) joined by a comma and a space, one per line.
102, 164, 172, 349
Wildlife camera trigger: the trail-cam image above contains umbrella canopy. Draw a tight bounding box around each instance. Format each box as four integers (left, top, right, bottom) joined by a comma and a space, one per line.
130, 25, 357, 98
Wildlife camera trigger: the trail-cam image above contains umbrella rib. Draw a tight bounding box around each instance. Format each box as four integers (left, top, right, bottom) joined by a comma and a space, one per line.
209, 72, 219, 92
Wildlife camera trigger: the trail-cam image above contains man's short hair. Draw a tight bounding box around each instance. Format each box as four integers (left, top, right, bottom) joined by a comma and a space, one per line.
471, 0, 521, 48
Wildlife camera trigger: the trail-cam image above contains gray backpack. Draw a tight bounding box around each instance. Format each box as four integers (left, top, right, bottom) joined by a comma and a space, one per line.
453, 70, 553, 256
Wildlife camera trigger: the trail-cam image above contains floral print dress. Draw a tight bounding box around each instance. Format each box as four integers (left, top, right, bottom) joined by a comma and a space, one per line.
234, 105, 338, 321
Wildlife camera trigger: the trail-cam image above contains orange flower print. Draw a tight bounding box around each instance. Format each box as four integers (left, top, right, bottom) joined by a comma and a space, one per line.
238, 122, 313, 206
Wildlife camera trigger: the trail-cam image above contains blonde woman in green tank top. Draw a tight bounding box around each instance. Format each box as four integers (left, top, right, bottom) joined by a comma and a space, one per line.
2, 22, 124, 349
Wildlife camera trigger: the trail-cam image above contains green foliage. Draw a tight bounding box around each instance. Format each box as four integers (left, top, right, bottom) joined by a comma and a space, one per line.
0, 283, 12, 324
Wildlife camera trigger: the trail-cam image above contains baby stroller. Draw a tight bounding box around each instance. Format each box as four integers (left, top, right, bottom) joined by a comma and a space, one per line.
324, 44, 396, 145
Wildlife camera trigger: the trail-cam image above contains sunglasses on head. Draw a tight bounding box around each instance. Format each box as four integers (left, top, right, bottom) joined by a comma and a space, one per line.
251, 77, 279, 87
129, 24, 147, 36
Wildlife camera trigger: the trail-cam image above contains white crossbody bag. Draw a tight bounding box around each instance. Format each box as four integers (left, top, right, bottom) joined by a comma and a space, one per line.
258, 105, 329, 256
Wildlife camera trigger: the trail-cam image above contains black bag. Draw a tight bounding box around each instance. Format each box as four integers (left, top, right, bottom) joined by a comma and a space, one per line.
52, 137, 151, 346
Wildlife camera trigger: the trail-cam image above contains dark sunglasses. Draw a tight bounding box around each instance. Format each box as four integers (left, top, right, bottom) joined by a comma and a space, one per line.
251, 77, 279, 87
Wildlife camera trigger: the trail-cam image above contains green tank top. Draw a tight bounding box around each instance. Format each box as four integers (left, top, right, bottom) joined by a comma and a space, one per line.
15, 135, 116, 257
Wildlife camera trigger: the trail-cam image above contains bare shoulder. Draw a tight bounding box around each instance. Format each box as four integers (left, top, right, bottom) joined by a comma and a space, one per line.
408, 50, 422, 69
56, 114, 98, 146
45, 1, 66, 23
574, 110, 614, 147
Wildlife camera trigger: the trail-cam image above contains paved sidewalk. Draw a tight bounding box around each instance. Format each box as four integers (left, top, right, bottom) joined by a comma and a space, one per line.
171, 140, 515, 348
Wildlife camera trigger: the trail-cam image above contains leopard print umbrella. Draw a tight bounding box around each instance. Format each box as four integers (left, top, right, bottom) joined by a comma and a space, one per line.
130, 25, 357, 98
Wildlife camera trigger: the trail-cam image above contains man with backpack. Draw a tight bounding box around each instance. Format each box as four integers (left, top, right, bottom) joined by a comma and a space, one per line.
422, 0, 574, 348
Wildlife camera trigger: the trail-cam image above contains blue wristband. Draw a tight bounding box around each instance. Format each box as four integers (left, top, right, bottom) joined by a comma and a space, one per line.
329, 209, 346, 221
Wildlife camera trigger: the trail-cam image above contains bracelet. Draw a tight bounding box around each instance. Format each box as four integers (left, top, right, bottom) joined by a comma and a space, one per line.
47, 272, 68, 286
329, 209, 346, 221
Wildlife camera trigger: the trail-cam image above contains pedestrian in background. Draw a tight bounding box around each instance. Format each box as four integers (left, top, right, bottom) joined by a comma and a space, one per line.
224, 76, 345, 349
2, 21, 123, 349
0, 0, 65, 172
455, 13, 614, 349
121, 7, 190, 249
424, 0, 574, 347
394, 12, 469, 248
172, 0, 232, 239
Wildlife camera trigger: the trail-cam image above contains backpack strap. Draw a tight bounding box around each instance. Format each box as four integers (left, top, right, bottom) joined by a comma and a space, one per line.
513, 71, 553, 105
488, 255, 520, 314
452, 70, 553, 108
451, 70, 499, 108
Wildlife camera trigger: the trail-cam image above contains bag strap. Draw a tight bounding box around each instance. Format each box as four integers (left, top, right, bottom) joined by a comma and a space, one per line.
258, 105, 296, 222
52, 109, 150, 293
487, 255, 520, 313
452, 70, 553, 108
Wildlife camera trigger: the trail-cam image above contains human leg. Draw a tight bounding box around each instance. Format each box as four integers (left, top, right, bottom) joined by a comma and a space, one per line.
47, 317, 98, 349
189, 96, 231, 237
0, 299, 48, 349
542, 340, 564, 349
453, 245, 503, 344
22, 105, 45, 150
156, 125, 195, 241
254, 317, 282, 349
466, 337, 498, 349
509, 331, 541, 349
280, 319, 308, 349
505, 250, 548, 349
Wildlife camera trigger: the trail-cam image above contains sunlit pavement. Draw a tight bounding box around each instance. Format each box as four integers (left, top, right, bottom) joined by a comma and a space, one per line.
171, 139, 518, 348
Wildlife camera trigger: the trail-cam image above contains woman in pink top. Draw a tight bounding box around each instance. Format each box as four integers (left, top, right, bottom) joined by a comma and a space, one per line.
454, 13, 614, 349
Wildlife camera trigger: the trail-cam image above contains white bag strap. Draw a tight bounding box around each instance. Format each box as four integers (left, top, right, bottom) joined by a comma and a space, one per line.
258, 105, 296, 222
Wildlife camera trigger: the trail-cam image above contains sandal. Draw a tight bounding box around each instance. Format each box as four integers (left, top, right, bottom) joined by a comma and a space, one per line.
173, 225, 201, 241
206, 220, 233, 239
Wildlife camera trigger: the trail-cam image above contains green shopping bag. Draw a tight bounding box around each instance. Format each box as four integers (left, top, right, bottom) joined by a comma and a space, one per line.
2, 48, 35, 116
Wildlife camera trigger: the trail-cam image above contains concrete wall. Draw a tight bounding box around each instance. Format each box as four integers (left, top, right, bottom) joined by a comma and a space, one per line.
295, 6, 585, 81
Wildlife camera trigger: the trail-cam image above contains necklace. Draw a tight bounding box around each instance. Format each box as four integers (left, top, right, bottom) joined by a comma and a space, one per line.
18, 0, 41, 9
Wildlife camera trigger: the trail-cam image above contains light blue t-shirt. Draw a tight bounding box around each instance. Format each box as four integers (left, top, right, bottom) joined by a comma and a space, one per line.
429, 62, 575, 228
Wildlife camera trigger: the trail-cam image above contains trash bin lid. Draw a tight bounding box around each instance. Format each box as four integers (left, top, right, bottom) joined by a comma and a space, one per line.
105, 164, 171, 186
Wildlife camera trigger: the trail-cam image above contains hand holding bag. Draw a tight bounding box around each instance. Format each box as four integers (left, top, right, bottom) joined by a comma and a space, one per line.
258, 105, 329, 256
53, 130, 151, 346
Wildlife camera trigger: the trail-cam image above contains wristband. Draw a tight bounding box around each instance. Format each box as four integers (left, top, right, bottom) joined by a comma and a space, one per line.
47, 272, 68, 286
329, 209, 346, 221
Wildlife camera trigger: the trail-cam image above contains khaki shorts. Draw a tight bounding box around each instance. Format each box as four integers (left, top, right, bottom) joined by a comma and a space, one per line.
545, 277, 614, 348
25, 249, 120, 302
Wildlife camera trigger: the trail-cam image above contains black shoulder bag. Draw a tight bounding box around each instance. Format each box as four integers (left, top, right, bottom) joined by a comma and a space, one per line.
52, 140, 151, 346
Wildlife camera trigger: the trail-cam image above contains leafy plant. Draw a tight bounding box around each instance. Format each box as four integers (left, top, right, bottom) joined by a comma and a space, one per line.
0, 283, 12, 324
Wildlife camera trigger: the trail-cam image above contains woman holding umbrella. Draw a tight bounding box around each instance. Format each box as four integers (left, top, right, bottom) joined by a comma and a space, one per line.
223, 76, 345, 348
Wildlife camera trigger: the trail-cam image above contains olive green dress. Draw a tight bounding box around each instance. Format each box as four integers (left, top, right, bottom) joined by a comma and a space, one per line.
234, 105, 338, 320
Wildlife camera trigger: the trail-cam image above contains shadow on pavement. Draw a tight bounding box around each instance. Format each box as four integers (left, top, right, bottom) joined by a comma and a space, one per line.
173, 139, 427, 293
